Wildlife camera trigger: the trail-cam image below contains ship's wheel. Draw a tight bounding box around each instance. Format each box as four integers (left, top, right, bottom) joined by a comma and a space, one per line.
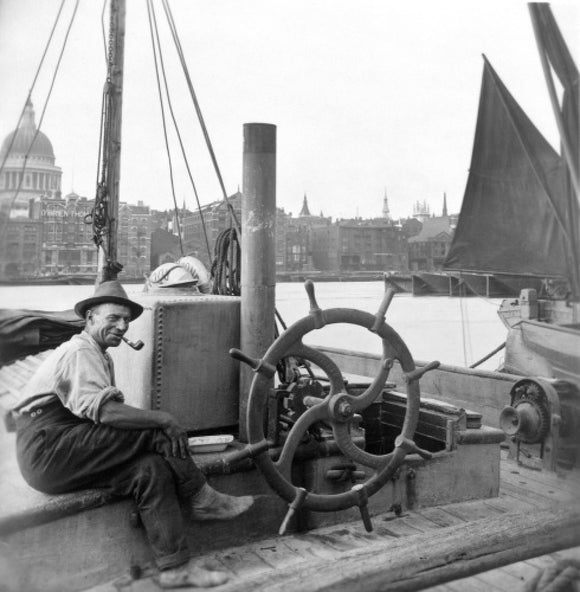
230, 279, 440, 533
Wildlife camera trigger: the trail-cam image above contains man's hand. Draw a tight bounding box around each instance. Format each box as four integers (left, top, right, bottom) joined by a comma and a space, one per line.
99, 401, 190, 459
159, 412, 189, 459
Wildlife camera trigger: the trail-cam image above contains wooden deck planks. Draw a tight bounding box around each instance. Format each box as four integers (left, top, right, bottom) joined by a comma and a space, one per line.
279, 534, 340, 561
249, 537, 308, 569
415, 506, 467, 527
484, 491, 541, 514
371, 515, 426, 537
554, 547, 580, 562
300, 529, 370, 552
397, 512, 443, 532
501, 559, 542, 583
423, 548, 580, 592
437, 498, 505, 522
203, 506, 580, 592
214, 547, 271, 578
500, 463, 580, 495
85, 454, 580, 592
440, 574, 505, 592
502, 465, 578, 496
501, 479, 573, 506
475, 565, 531, 591
97, 514, 580, 592
422, 546, 580, 592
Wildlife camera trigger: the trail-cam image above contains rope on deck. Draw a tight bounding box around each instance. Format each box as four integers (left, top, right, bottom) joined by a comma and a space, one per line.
522, 559, 580, 592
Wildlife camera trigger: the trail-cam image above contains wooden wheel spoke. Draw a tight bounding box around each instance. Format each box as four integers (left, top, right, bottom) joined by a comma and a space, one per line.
333, 422, 394, 469
286, 342, 346, 395
244, 283, 425, 513
350, 359, 393, 412
275, 400, 330, 476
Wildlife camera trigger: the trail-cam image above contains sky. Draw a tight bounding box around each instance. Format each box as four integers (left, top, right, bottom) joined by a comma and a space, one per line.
0, 0, 578, 221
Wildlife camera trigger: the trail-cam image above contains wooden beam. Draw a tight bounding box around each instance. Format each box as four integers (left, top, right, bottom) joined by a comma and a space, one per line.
216, 506, 580, 592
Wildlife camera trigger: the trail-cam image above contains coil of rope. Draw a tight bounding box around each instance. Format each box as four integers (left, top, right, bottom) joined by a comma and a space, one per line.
211, 226, 241, 296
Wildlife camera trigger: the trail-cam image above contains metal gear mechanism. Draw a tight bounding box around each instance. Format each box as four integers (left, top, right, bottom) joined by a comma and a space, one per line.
501, 379, 551, 444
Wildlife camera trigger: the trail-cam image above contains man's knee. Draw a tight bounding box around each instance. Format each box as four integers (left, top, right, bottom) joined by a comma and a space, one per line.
132, 454, 176, 498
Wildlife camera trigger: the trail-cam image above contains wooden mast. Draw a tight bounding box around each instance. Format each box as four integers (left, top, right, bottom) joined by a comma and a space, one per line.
96, 0, 126, 283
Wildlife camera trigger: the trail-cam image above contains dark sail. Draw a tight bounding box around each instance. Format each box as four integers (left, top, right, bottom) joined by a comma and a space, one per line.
444, 57, 573, 280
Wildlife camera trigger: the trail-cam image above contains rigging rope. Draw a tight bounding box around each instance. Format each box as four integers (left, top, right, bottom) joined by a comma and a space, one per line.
87, 0, 117, 258
100, 0, 108, 62
86, 80, 110, 251
0, 0, 79, 244
145, 0, 184, 255
146, 4, 291, 366
160, 0, 242, 240
142, 0, 243, 285
457, 279, 507, 369
147, 0, 213, 261
458, 283, 471, 367
0, 0, 66, 183
469, 342, 506, 369
140, 2, 290, 344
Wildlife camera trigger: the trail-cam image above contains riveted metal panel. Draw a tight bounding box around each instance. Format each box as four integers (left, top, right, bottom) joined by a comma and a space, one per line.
110, 294, 241, 431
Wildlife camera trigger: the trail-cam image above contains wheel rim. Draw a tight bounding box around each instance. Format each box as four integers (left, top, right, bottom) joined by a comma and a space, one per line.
246, 307, 422, 512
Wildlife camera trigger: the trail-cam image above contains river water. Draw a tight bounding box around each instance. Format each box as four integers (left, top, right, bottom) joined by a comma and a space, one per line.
0, 281, 507, 370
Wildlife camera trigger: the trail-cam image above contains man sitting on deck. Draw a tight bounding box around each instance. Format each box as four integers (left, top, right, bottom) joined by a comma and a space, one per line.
12, 280, 253, 588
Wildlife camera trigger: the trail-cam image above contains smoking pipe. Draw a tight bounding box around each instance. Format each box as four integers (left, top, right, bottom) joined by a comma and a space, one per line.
122, 336, 144, 351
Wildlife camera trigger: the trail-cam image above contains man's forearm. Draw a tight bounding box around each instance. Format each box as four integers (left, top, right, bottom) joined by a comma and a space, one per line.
99, 400, 171, 430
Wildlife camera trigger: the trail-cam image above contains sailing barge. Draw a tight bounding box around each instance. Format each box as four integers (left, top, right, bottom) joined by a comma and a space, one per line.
1, 2, 579, 591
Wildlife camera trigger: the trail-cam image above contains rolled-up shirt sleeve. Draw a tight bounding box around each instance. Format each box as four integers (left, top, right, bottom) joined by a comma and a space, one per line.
55, 346, 125, 422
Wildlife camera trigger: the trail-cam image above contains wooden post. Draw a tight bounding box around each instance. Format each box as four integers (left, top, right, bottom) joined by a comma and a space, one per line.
97, 0, 126, 283
239, 123, 276, 441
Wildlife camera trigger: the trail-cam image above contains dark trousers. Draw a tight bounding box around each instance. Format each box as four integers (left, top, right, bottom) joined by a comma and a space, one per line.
15, 401, 206, 570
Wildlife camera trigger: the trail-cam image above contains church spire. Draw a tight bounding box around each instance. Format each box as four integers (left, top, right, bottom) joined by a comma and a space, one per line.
382, 188, 390, 220
442, 192, 448, 217
21, 99, 37, 131
299, 193, 312, 217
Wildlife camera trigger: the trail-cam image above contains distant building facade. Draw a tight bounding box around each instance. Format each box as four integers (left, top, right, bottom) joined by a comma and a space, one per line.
412, 200, 431, 223
0, 214, 42, 278
312, 219, 408, 272
283, 195, 331, 271
118, 200, 152, 278
407, 216, 454, 271
150, 227, 181, 269
0, 102, 457, 282
181, 192, 242, 269
0, 102, 153, 279
181, 191, 295, 272
40, 192, 96, 275
0, 101, 64, 278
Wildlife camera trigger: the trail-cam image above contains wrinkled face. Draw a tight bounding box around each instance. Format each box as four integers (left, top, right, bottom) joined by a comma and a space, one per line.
85, 303, 131, 350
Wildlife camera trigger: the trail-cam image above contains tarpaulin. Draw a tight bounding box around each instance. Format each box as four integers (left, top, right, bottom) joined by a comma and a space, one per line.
0, 309, 84, 365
